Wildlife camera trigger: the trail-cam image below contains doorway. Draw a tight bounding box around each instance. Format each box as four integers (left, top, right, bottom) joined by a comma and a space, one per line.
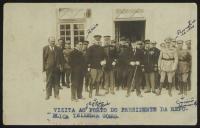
115, 21, 146, 43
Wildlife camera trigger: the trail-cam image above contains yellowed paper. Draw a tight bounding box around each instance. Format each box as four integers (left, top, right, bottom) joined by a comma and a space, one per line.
3, 3, 197, 125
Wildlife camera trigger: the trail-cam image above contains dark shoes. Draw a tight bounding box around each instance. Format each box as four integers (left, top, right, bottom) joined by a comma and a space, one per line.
71, 99, 79, 102
45, 96, 50, 100
55, 95, 60, 100
144, 90, 151, 93
95, 93, 104, 96
126, 94, 130, 97
111, 92, 115, 95
105, 91, 109, 95
152, 90, 156, 94
137, 94, 143, 97
116, 87, 119, 91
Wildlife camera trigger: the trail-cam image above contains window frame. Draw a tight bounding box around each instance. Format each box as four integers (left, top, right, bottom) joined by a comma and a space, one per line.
57, 22, 86, 48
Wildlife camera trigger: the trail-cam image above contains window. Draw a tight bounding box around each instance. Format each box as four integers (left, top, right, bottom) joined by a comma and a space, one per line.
59, 23, 85, 47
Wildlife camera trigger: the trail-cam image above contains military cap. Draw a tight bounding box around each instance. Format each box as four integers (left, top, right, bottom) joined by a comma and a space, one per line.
164, 37, 173, 43
177, 40, 184, 44
185, 40, 191, 45
83, 40, 89, 45
171, 38, 176, 42
151, 41, 157, 44
160, 43, 165, 47
104, 35, 111, 37
120, 36, 126, 41
144, 39, 150, 42
136, 41, 143, 45
93, 35, 102, 38
111, 40, 116, 43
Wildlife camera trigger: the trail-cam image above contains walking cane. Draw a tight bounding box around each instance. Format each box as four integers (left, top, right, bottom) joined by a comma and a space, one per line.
130, 65, 138, 91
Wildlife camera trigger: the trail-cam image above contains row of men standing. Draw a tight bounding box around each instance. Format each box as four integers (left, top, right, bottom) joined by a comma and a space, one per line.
43, 35, 191, 101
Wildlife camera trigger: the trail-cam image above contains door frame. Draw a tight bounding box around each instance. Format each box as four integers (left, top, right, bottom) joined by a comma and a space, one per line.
113, 19, 146, 42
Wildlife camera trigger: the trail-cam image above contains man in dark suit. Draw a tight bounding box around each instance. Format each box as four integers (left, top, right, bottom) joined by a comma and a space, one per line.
68, 41, 85, 101
126, 41, 144, 97
43, 36, 63, 100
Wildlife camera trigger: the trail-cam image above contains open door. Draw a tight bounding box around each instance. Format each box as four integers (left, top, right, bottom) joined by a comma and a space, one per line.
115, 21, 146, 43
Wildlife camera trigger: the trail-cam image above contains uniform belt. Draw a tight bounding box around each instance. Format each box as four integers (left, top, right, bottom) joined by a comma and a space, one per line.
162, 58, 174, 61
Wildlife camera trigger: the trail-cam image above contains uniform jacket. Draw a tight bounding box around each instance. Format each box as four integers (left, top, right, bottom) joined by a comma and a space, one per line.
143, 48, 160, 72
128, 48, 144, 69
43, 45, 63, 72
68, 48, 85, 73
116, 45, 130, 68
158, 47, 178, 72
103, 45, 117, 71
86, 44, 106, 69
177, 49, 191, 73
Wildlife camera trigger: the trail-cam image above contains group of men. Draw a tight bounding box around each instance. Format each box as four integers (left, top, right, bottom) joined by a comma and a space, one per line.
43, 35, 192, 101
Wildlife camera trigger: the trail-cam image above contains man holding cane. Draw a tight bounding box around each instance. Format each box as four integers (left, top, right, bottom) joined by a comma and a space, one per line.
126, 41, 144, 97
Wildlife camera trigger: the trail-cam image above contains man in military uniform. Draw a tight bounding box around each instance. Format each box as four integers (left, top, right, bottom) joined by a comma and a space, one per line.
126, 41, 144, 97
143, 40, 158, 93
185, 40, 191, 91
103, 36, 117, 95
157, 37, 178, 97
63, 40, 72, 88
150, 41, 160, 90
43, 36, 63, 100
171, 38, 179, 90
68, 42, 85, 101
82, 40, 90, 92
176, 40, 191, 96
116, 37, 130, 90
86, 35, 106, 98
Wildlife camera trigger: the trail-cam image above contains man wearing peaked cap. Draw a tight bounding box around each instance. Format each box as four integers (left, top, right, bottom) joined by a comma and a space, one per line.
93, 35, 102, 38
176, 39, 191, 96
185, 40, 191, 50
185, 40, 191, 91
164, 37, 173, 43
103, 35, 117, 95
150, 41, 160, 90
115, 37, 130, 90
157, 37, 178, 97
86, 34, 106, 98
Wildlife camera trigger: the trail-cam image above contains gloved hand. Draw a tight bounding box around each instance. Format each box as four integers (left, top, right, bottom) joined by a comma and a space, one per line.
130, 61, 135, 66
100, 60, 106, 66
135, 61, 140, 65
112, 61, 116, 66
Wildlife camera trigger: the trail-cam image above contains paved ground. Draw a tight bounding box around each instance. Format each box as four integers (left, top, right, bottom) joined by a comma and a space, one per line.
3, 75, 197, 125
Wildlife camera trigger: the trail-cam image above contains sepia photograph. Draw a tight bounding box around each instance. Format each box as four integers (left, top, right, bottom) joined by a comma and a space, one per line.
3, 3, 197, 125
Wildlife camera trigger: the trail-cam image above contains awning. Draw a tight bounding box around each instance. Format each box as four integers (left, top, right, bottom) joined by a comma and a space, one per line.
114, 9, 145, 21
58, 8, 87, 20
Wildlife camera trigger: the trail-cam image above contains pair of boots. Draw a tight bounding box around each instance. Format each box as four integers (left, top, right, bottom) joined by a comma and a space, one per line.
178, 82, 187, 96
156, 83, 172, 97
89, 84, 102, 98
